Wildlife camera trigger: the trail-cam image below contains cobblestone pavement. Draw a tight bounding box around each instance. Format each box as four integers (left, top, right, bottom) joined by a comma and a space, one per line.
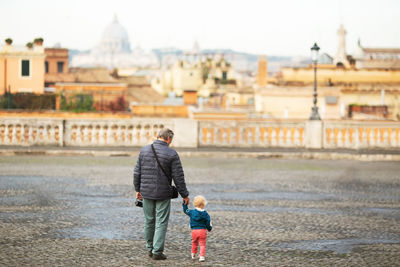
1, 155, 400, 266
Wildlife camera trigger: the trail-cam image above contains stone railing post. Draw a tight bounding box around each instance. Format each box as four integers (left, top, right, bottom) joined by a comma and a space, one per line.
305, 120, 323, 149
173, 119, 198, 148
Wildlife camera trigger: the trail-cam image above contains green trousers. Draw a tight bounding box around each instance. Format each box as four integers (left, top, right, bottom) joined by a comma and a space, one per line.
143, 198, 171, 255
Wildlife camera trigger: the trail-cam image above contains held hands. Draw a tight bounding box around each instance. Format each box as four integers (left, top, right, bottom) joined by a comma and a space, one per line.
183, 197, 190, 205
136, 192, 143, 200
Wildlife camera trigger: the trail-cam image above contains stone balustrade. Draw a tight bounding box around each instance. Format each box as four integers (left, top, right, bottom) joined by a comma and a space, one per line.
324, 121, 400, 149
1, 117, 400, 150
63, 119, 173, 147
199, 121, 306, 147
0, 118, 63, 146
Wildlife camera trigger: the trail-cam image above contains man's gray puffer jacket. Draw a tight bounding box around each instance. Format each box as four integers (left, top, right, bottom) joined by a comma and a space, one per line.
134, 140, 189, 200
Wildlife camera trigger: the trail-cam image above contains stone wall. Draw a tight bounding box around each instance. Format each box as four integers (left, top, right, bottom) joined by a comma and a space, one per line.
1, 117, 399, 149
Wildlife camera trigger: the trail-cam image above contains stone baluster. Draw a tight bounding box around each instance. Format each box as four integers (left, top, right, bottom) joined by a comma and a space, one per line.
43, 125, 47, 142
86, 125, 92, 145
94, 125, 100, 145
144, 125, 151, 144
83, 125, 88, 145
389, 128, 395, 147
223, 127, 228, 145
27, 125, 32, 145
75, 125, 82, 146
289, 127, 295, 147
117, 125, 123, 145
5, 125, 11, 144
139, 125, 146, 145
129, 125, 135, 145
382, 128, 388, 146
270, 127, 276, 146
207, 127, 212, 145
120, 125, 126, 145
132, 125, 138, 145
48, 125, 54, 144
107, 125, 114, 145
11, 124, 18, 145
294, 127, 300, 146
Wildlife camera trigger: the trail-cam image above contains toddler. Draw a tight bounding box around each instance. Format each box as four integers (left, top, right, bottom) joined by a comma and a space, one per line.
182, 195, 212, 262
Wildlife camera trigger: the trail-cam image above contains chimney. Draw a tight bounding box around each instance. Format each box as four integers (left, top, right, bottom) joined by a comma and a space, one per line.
33, 38, 44, 53
183, 90, 198, 105
257, 55, 268, 87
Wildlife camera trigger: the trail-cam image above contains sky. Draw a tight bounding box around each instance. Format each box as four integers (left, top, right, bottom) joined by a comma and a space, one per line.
1, 0, 399, 57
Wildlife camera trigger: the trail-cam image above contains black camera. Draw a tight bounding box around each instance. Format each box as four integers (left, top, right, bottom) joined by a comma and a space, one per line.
135, 199, 143, 207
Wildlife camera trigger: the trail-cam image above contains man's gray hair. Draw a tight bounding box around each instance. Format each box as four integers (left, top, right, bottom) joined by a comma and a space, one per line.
157, 128, 174, 140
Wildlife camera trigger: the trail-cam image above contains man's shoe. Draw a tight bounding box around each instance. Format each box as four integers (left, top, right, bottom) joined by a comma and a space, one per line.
191, 253, 196, 259
152, 253, 167, 260
148, 251, 153, 258
199, 256, 205, 262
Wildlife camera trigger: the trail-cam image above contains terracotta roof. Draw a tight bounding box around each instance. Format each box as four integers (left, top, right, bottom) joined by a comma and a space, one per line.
127, 85, 165, 104
117, 76, 165, 104
45, 73, 75, 83
69, 68, 119, 83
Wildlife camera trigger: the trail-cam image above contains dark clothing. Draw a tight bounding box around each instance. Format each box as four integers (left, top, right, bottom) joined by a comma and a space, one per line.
134, 140, 189, 200
183, 203, 212, 231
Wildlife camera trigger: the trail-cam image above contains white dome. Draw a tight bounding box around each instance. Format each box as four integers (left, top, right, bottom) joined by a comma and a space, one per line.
97, 15, 131, 54
72, 15, 159, 69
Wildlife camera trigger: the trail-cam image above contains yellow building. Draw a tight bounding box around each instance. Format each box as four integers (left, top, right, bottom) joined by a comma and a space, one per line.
255, 86, 343, 119
280, 66, 400, 86
255, 85, 400, 120
0, 40, 45, 94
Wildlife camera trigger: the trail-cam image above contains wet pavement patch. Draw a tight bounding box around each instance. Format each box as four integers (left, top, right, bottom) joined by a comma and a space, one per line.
276, 238, 400, 254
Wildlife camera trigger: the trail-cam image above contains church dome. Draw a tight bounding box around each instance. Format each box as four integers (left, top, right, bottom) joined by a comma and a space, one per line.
98, 15, 131, 54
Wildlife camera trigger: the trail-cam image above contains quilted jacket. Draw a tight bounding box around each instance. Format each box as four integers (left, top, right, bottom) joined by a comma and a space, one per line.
134, 140, 189, 200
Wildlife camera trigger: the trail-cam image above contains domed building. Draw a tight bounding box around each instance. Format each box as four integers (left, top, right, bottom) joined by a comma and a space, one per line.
71, 15, 158, 69
93, 15, 132, 55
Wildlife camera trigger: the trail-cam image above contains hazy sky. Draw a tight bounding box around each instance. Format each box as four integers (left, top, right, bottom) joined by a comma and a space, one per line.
1, 0, 399, 56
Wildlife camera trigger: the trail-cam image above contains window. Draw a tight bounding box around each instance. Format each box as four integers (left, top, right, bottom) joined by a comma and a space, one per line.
21, 60, 30, 77
222, 71, 227, 81
57, 61, 64, 73
45, 61, 49, 73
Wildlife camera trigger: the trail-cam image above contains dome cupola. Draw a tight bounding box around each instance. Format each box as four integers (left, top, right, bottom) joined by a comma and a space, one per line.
97, 15, 131, 54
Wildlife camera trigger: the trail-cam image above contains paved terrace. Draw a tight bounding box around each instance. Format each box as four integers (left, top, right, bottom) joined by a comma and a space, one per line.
0, 154, 400, 266
1, 145, 400, 161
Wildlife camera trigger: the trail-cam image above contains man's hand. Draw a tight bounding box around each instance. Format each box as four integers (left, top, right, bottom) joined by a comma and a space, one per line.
183, 197, 189, 205
136, 192, 142, 200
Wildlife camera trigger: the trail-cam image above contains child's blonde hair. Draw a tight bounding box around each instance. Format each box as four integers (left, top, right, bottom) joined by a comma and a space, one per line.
193, 195, 207, 208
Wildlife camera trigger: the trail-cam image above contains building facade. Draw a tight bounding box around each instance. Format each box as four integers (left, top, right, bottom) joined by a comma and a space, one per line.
0, 41, 45, 94
44, 48, 74, 90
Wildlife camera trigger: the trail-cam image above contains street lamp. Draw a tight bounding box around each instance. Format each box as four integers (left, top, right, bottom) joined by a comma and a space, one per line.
309, 42, 321, 120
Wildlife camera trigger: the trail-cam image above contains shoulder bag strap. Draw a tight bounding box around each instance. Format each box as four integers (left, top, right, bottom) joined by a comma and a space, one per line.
151, 144, 172, 185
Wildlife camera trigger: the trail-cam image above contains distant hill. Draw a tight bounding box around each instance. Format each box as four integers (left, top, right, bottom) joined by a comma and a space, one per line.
152, 47, 293, 73
68, 49, 90, 64
69, 47, 297, 73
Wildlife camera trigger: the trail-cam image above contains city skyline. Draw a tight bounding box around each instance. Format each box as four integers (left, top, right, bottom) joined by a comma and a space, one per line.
1, 0, 400, 57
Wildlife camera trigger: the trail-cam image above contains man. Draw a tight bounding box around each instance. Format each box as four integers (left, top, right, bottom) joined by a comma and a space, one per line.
134, 128, 190, 260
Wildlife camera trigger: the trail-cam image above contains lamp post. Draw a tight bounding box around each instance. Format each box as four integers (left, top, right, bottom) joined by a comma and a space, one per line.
309, 42, 321, 120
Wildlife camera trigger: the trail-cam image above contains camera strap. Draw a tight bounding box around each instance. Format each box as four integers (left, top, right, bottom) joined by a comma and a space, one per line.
151, 144, 172, 185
